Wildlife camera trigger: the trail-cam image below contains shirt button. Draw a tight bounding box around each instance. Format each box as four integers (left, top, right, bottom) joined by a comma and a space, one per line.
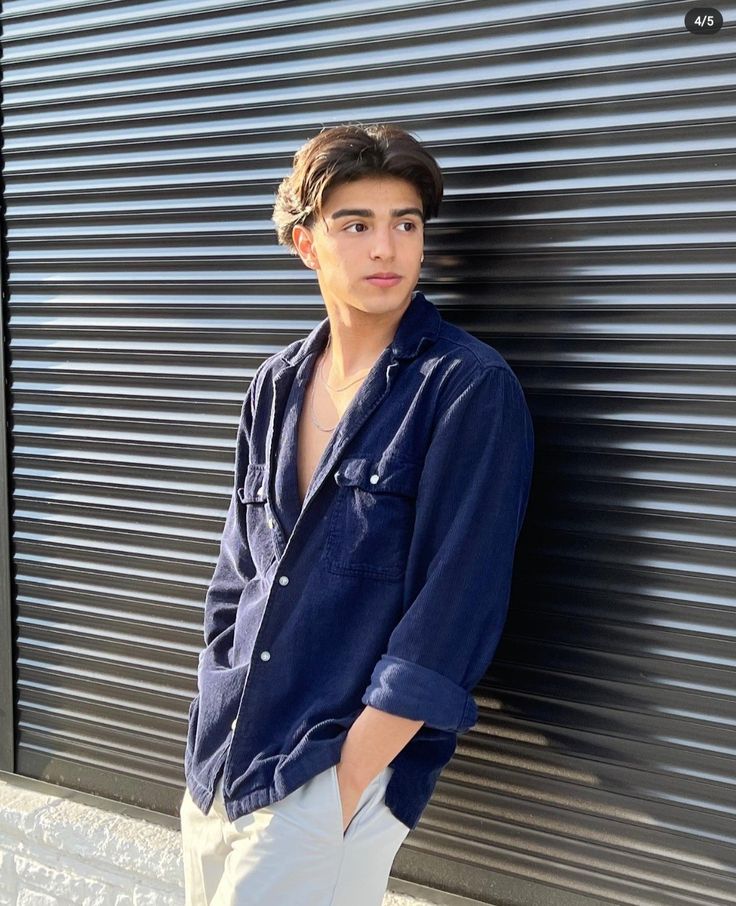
231, 718, 237, 731
260, 650, 271, 661
257, 486, 265, 498
278, 575, 289, 586
370, 473, 380, 484
267, 516, 274, 528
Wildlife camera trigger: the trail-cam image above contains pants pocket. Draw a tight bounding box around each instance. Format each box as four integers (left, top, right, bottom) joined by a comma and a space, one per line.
333, 764, 393, 841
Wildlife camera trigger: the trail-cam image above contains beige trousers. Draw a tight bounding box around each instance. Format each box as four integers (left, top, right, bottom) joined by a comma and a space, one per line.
180, 763, 410, 906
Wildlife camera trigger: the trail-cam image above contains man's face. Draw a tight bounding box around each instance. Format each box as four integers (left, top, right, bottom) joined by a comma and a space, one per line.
293, 175, 425, 317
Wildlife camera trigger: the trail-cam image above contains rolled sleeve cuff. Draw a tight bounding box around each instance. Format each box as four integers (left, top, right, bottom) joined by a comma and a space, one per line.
360, 654, 478, 733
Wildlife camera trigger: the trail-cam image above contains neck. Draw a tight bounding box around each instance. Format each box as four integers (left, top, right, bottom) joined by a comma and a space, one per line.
322, 294, 413, 383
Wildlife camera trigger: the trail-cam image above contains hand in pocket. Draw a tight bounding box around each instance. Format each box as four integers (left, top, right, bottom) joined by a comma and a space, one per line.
335, 763, 367, 835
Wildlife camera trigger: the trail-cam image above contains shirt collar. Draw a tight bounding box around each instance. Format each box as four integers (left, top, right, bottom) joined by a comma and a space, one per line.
278, 289, 442, 367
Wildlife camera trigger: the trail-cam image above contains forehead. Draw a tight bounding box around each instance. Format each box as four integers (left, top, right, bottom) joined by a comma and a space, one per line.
322, 176, 422, 212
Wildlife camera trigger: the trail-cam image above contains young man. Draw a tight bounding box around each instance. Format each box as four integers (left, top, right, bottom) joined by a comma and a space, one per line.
180, 123, 535, 906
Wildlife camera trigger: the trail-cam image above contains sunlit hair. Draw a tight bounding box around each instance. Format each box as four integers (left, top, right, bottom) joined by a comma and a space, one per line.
272, 123, 443, 254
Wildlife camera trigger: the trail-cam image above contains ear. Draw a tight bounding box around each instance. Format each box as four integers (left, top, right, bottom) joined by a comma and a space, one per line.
292, 224, 318, 269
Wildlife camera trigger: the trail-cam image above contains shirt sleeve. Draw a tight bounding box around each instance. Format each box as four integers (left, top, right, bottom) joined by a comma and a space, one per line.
360, 365, 535, 734
201, 366, 261, 651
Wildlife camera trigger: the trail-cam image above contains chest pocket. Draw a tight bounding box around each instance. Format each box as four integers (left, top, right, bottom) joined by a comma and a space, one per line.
237, 462, 276, 574
325, 457, 422, 582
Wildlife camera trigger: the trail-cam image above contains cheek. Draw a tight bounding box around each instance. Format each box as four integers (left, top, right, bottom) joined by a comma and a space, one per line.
324, 242, 349, 268
331, 248, 359, 276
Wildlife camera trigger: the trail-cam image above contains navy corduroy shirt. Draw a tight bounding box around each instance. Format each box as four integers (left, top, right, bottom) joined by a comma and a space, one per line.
184, 289, 535, 831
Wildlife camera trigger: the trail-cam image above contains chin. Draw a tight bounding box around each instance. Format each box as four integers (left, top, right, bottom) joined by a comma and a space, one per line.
363, 285, 413, 303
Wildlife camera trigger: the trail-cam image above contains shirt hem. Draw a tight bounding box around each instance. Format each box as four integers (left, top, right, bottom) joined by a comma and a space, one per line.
186, 745, 416, 832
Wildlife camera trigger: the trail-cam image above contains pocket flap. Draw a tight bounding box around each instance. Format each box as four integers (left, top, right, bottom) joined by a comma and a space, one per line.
238, 463, 268, 504
334, 458, 421, 498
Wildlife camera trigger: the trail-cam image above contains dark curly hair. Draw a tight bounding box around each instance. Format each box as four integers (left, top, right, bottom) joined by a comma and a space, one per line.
272, 123, 444, 255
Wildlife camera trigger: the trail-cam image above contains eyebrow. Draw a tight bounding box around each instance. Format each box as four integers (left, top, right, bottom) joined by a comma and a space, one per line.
329, 207, 424, 220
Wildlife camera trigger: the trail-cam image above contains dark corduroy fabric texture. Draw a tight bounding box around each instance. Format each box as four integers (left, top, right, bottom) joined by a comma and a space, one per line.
184, 290, 535, 831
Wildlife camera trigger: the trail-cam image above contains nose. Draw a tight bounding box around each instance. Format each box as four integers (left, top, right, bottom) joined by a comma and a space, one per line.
370, 225, 395, 259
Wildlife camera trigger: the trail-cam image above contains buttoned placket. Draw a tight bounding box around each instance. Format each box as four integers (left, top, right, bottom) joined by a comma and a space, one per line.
218, 354, 314, 811
219, 345, 404, 817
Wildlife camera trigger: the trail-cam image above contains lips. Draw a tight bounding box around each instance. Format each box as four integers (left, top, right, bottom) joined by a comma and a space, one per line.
366, 274, 402, 287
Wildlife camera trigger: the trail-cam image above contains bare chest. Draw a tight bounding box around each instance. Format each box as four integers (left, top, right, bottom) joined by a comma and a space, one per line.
295, 374, 364, 509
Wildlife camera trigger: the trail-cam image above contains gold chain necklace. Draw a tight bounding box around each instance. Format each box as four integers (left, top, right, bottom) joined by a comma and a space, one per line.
309, 332, 372, 433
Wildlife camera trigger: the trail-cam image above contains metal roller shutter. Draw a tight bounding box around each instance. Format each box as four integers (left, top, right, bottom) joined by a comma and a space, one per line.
1, 2, 734, 904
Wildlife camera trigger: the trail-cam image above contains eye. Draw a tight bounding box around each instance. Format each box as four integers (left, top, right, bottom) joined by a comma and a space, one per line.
344, 221, 420, 233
